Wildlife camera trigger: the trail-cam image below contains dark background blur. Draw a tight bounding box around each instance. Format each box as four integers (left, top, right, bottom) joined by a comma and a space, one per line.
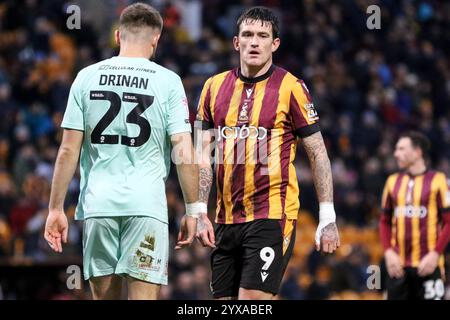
0, 0, 449, 300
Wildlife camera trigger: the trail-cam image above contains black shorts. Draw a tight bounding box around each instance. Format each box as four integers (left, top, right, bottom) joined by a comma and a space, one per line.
386, 267, 445, 300
210, 218, 296, 298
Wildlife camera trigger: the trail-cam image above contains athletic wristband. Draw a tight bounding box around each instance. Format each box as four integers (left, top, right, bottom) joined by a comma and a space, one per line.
315, 202, 337, 245
319, 202, 336, 223
185, 202, 207, 218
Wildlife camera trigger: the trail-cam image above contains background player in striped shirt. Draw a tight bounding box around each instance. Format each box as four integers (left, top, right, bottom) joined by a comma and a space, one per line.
43, 3, 200, 300
379, 131, 450, 299
195, 7, 340, 300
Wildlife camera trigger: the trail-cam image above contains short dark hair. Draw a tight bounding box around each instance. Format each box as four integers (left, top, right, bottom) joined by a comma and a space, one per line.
120, 2, 163, 33
399, 131, 431, 156
236, 6, 280, 39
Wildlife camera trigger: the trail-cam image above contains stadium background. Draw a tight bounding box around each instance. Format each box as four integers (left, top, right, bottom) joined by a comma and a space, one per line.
0, 0, 449, 300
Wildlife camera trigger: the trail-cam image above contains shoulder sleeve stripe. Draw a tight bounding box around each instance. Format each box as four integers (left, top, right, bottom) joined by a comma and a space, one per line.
295, 123, 321, 138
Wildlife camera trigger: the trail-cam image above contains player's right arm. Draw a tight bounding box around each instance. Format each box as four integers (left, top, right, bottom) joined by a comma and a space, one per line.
45, 129, 83, 253
194, 77, 216, 248
196, 128, 215, 248
166, 74, 203, 249
171, 132, 199, 249
379, 175, 404, 278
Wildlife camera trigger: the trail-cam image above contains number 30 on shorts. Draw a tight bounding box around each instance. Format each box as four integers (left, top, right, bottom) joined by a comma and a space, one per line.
423, 279, 445, 300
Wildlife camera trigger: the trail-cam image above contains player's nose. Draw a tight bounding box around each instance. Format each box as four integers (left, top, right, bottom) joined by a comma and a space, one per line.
250, 36, 259, 47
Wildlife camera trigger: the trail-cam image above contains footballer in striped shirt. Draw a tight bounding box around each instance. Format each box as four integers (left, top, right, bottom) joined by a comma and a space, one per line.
194, 6, 340, 300
380, 131, 450, 300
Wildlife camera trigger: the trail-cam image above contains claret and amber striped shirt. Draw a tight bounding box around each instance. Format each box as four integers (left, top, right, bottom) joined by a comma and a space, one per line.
380, 170, 450, 268
195, 65, 320, 224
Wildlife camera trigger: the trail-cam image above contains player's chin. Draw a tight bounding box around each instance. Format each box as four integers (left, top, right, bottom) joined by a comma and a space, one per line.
244, 57, 264, 67
396, 161, 407, 169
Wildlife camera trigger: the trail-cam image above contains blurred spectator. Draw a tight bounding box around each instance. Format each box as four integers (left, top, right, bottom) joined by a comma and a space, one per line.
172, 271, 199, 299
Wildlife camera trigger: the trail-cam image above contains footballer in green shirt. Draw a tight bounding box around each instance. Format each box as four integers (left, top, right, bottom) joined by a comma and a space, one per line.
44, 3, 203, 300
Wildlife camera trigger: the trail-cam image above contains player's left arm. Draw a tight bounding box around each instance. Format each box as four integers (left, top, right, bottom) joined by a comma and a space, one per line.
45, 129, 83, 253
435, 173, 450, 253
302, 131, 340, 253
289, 79, 339, 254
419, 173, 450, 276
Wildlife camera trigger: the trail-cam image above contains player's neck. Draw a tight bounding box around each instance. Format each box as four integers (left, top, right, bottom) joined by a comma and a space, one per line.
118, 45, 153, 60
240, 59, 273, 79
407, 159, 427, 176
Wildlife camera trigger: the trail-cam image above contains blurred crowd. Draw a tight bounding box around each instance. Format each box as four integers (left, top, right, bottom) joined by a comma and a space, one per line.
0, 0, 449, 299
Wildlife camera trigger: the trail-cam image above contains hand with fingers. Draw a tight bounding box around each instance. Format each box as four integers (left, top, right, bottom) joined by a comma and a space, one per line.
44, 209, 69, 253
196, 212, 215, 248
384, 248, 404, 278
417, 250, 439, 277
315, 221, 340, 254
175, 215, 197, 250
315, 203, 340, 254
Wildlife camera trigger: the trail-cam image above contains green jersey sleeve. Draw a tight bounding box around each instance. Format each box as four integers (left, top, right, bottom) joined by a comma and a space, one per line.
166, 76, 191, 136
61, 71, 85, 131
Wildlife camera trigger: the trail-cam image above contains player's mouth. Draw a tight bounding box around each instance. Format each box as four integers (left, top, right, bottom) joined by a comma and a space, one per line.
248, 50, 260, 56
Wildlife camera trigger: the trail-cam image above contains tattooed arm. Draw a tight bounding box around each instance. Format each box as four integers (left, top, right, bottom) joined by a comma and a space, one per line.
302, 131, 340, 253
196, 128, 216, 248
199, 166, 213, 203
302, 131, 333, 202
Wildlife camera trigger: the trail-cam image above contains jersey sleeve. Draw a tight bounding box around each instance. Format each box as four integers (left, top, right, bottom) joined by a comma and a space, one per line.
166, 76, 191, 136
289, 79, 320, 138
381, 176, 394, 215
435, 173, 450, 253
379, 175, 395, 250
437, 173, 450, 214
194, 77, 214, 130
61, 71, 85, 131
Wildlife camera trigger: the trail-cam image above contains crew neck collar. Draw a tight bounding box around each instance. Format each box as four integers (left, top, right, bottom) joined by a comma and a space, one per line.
238, 64, 275, 83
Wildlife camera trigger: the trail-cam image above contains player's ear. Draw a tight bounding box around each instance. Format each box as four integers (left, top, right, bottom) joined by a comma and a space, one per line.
233, 36, 240, 51
152, 33, 161, 46
272, 38, 280, 53
415, 146, 423, 159
114, 29, 120, 46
